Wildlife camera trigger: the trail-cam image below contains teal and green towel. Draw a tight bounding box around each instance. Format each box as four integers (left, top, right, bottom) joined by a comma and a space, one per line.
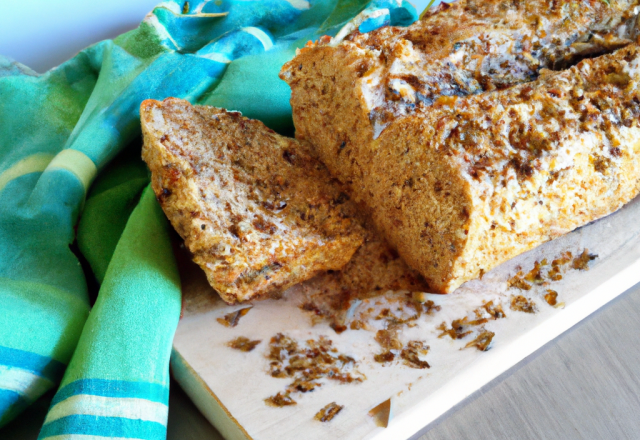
0, 0, 418, 437
38, 186, 181, 439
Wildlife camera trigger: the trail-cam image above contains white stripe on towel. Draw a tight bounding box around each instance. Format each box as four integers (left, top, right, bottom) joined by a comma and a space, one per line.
0, 364, 54, 401
44, 394, 169, 426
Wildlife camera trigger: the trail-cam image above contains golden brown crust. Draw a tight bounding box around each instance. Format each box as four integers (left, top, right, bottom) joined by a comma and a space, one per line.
282, 3, 640, 292
373, 45, 640, 291
141, 98, 365, 303
362, 45, 640, 292
295, 0, 640, 136
282, 0, 640, 163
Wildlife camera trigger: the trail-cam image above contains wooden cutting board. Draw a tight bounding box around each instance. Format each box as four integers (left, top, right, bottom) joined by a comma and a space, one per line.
170, 194, 640, 440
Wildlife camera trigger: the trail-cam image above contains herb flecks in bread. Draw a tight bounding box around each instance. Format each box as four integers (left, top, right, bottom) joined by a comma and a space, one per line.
283, 25, 640, 292
141, 98, 365, 304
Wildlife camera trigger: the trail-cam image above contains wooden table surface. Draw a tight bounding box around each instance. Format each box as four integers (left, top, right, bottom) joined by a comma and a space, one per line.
5, 281, 640, 440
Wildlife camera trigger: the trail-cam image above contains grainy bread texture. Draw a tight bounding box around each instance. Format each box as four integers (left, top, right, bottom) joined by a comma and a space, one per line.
141, 98, 365, 303
345, 0, 640, 137
281, 0, 640, 185
305, 217, 429, 299
282, 10, 640, 293
363, 45, 640, 292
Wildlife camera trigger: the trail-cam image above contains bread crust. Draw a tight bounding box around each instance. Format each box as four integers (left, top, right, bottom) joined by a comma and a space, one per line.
141, 98, 365, 303
282, 0, 640, 155
370, 46, 640, 291
281, 1, 640, 292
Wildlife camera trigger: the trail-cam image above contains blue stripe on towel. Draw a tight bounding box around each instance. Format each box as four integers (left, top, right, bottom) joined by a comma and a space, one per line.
0, 389, 23, 410
39, 414, 167, 439
0, 346, 66, 383
51, 379, 169, 407
0, 389, 30, 426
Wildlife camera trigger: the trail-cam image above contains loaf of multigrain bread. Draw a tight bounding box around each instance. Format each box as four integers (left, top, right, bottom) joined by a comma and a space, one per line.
282, 4, 640, 293
141, 98, 365, 303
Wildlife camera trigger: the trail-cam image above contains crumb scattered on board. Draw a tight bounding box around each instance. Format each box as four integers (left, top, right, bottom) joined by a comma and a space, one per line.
258, 248, 598, 408
437, 300, 506, 350
544, 289, 558, 306
509, 249, 598, 291
217, 307, 252, 327
314, 402, 344, 422
506, 248, 598, 312
464, 331, 495, 351
264, 333, 364, 406
373, 328, 402, 364
374, 351, 396, 363
510, 295, 538, 314
572, 249, 598, 270
265, 392, 297, 407
227, 336, 261, 352
368, 399, 392, 428
400, 341, 430, 369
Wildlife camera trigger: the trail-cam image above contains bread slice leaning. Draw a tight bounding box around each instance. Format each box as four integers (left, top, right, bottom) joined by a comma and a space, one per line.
140, 98, 365, 303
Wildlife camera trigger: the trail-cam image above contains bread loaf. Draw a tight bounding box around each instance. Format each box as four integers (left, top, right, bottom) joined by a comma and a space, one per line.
281, 2, 640, 292
361, 45, 640, 292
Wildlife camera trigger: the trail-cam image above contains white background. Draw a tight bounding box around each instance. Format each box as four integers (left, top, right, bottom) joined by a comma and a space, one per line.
0, 0, 437, 73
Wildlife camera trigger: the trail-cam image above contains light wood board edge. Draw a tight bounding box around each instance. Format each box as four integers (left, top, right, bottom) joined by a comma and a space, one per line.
370, 240, 640, 440
171, 348, 254, 440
